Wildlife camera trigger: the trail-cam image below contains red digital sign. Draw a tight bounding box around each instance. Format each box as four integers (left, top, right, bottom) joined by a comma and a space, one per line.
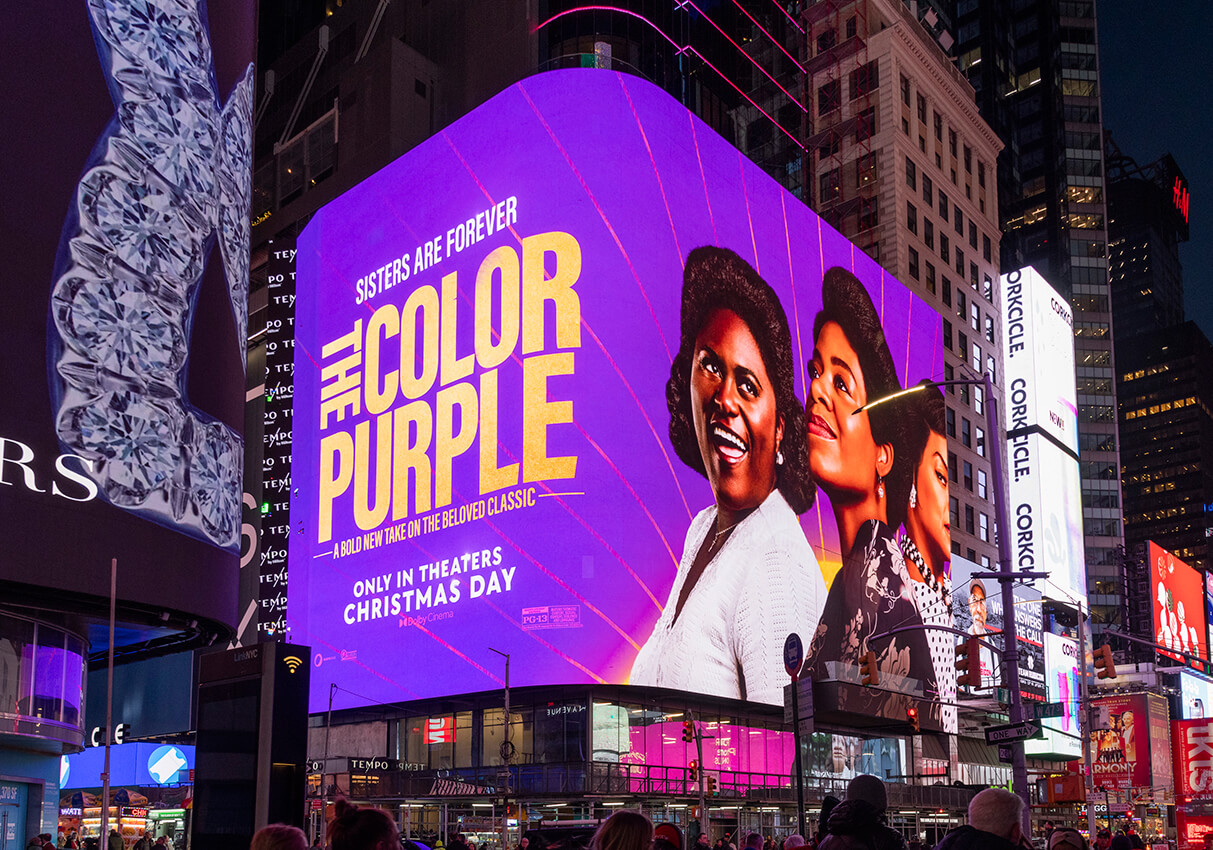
1174, 176, 1191, 224
1173, 718, 1213, 799
1150, 541, 1206, 664
424, 717, 456, 744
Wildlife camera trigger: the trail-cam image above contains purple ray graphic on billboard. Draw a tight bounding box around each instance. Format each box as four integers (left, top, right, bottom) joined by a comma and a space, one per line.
47, 0, 252, 550
290, 69, 946, 711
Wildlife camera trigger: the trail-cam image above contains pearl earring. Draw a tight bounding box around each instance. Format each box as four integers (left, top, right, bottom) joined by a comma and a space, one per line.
909, 483, 918, 509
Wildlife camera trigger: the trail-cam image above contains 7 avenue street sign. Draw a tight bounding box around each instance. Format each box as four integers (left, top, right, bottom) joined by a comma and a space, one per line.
984, 720, 1043, 745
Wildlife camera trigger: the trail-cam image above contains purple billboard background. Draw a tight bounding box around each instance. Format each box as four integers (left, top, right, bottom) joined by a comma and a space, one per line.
290, 69, 944, 711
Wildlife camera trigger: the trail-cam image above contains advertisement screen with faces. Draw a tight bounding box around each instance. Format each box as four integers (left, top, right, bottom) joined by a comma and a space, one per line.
289, 69, 949, 715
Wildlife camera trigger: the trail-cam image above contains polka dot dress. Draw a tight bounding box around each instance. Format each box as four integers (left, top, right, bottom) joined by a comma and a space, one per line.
903, 536, 957, 734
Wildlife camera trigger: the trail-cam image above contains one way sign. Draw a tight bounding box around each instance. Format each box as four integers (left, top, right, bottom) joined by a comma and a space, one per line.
984, 720, 1042, 745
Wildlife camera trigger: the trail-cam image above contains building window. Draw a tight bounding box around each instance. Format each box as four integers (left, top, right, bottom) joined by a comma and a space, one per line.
924, 219, 935, 250
901, 74, 911, 105
925, 261, 936, 293
943, 319, 952, 350
907, 201, 918, 234
970, 261, 979, 288
949, 129, 957, 157
949, 451, 958, 483
855, 106, 876, 141
983, 275, 993, 300
817, 29, 837, 54
985, 315, 995, 343
905, 156, 917, 189
978, 468, 988, 499
934, 111, 943, 141
954, 205, 964, 236
818, 80, 841, 116
970, 302, 980, 331
846, 15, 857, 38
963, 460, 973, 492
946, 407, 956, 438
971, 341, 981, 371
969, 221, 978, 249
908, 247, 920, 280
950, 496, 960, 527
917, 92, 927, 123
961, 417, 971, 448
850, 59, 879, 100
978, 161, 986, 188
955, 246, 964, 275
922, 174, 933, 205
857, 195, 878, 230
940, 233, 950, 263
974, 384, 983, 415
965, 504, 975, 534
964, 145, 972, 173
979, 512, 989, 542
975, 425, 985, 457
943, 277, 952, 307
939, 190, 948, 221
856, 151, 877, 186
819, 168, 841, 203
983, 234, 992, 261
819, 133, 840, 159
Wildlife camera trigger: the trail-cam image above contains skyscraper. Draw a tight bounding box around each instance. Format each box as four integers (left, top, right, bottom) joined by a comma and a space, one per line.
954, 0, 1124, 636
1107, 142, 1207, 572
804, 0, 1004, 570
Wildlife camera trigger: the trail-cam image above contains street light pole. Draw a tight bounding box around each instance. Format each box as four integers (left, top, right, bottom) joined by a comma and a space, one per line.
490, 648, 511, 850
856, 372, 1046, 835
981, 370, 1035, 836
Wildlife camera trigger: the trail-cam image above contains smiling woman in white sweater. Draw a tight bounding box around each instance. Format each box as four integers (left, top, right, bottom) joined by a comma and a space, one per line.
629, 247, 825, 704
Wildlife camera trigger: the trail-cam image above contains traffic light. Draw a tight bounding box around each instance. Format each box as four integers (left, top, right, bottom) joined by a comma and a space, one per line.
688, 759, 699, 775
707, 775, 718, 796
907, 706, 920, 733
1094, 644, 1117, 679
860, 649, 879, 686
682, 719, 695, 743
956, 636, 981, 689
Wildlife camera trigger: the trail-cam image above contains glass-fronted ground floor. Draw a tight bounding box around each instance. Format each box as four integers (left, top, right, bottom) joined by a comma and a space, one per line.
307, 683, 986, 849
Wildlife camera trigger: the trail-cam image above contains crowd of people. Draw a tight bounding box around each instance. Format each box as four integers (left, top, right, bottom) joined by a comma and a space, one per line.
233, 780, 1164, 850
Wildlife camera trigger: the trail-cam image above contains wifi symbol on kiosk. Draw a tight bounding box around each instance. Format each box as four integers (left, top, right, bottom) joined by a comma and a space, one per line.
284, 655, 303, 674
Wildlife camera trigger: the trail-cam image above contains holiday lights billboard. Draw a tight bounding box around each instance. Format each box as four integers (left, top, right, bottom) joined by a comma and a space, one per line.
289, 69, 947, 712
1150, 541, 1206, 664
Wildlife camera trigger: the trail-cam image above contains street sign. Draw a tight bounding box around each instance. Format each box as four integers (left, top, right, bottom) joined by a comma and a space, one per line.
783, 678, 814, 729
984, 720, 1043, 744
1024, 702, 1066, 720
998, 746, 1013, 764
784, 633, 803, 679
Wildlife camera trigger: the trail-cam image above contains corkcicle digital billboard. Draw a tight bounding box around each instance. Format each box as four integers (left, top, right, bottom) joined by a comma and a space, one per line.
290, 70, 946, 712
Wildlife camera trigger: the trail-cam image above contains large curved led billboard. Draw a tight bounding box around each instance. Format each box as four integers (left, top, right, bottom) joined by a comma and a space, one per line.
0, 0, 253, 632
290, 70, 946, 713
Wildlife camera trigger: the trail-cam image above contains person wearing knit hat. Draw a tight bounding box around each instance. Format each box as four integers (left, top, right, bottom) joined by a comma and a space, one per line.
818, 776, 905, 850
845, 774, 888, 812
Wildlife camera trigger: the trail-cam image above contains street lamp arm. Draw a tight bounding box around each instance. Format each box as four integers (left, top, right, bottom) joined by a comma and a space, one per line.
851, 377, 986, 415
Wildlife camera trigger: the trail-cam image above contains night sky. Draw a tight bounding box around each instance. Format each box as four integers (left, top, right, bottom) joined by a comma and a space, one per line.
1099, 1, 1213, 340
